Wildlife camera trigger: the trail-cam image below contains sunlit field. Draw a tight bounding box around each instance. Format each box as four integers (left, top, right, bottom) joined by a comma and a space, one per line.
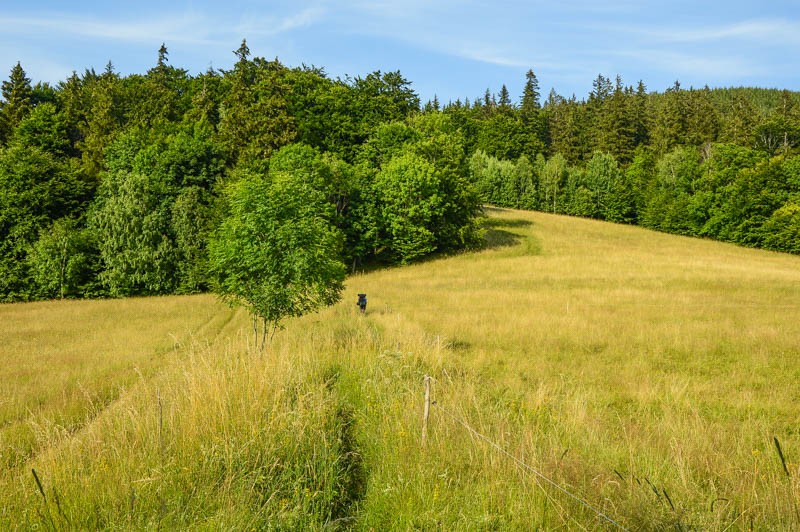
2, 208, 799, 529
0, 295, 236, 469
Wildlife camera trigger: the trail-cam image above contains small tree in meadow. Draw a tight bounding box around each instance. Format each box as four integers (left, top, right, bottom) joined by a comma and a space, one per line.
208, 170, 345, 350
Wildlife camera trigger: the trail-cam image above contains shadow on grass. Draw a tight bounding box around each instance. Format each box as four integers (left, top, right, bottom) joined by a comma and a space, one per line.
480, 210, 534, 230
478, 211, 539, 253
483, 228, 521, 249
348, 209, 540, 275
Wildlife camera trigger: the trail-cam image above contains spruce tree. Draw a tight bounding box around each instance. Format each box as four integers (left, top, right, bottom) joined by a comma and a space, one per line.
0, 62, 33, 144
520, 69, 546, 158
632, 80, 650, 147
605, 75, 636, 163
521, 69, 541, 112
78, 67, 121, 180
498, 84, 511, 109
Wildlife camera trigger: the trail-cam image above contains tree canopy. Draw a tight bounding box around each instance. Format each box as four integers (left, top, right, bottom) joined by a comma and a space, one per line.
208, 167, 346, 348
0, 47, 799, 303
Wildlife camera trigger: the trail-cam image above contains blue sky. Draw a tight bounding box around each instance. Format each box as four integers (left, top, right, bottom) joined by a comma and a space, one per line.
2, 1, 799, 104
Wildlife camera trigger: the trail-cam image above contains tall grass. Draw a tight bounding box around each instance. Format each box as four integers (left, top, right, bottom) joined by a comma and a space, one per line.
0, 295, 235, 470
2, 208, 799, 529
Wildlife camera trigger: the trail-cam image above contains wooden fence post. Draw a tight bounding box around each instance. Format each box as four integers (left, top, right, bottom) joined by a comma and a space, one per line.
422, 375, 431, 445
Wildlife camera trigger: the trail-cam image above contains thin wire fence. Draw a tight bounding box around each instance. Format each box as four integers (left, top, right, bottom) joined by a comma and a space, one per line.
427, 378, 630, 531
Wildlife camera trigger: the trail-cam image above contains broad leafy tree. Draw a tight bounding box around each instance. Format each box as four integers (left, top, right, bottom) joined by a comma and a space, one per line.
28, 218, 98, 299
0, 145, 87, 300
209, 170, 345, 349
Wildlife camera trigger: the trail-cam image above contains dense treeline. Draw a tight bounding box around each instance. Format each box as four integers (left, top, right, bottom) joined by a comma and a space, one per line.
458, 73, 800, 254
0, 43, 480, 302
0, 44, 798, 302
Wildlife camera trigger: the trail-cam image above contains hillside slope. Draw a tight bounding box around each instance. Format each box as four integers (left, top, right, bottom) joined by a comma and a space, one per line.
2, 208, 799, 529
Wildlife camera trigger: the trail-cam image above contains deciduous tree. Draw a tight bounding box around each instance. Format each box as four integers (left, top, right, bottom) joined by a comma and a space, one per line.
208, 170, 345, 349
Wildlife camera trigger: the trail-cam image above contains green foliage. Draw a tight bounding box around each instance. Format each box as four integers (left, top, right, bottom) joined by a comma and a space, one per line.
469, 149, 521, 207
0, 144, 89, 300
591, 152, 635, 223
374, 153, 443, 262
0, 62, 33, 143
641, 146, 702, 234
13, 103, 73, 156
78, 68, 123, 180
27, 218, 99, 299
267, 143, 368, 270
357, 121, 419, 169
355, 114, 481, 264
208, 170, 345, 341
761, 201, 800, 253
171, 186, 214, 293
92, 169, 178, 296
216, 46, 296, 168
584, 151, 631, 221
539, 153, 569, 213
91, 127, 223, 296
4, 50, 800, 302
476, 112, 527, 160
380, 114, 482, 259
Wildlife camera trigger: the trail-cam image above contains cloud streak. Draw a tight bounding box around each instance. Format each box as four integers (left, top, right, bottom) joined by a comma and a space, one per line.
0, 5, 330, 48
0, 12, 224, 46
657, 18, 800, 45
603, 17, 800, 47
613, 48, 763, 81
235, 6, 327, 38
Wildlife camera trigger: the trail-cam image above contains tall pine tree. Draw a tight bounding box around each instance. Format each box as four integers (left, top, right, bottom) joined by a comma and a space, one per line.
0, 62, 34, 145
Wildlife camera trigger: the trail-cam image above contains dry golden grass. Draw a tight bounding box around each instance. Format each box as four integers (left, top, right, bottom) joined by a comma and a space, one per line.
2, 207, 799, 529
0, 294, 236, 467
347, 207, 800, 528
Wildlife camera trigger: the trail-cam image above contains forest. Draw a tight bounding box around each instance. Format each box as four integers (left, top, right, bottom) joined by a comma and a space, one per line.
1, 41, 798, 302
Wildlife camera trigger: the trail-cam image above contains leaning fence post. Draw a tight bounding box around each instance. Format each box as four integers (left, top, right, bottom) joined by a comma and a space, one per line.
422, 375, 431, 445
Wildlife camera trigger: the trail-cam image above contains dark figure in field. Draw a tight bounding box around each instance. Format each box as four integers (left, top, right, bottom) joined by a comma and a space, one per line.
357, 294, 367, 313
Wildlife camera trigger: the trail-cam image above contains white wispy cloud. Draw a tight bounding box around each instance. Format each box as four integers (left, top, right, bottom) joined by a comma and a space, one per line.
236, 6, 327, 37
607, 17, 800, 47
614, 48, 764, 81
657, 18, 800, 45
0, 5, 330, 57
322, 2, 529, 69
0, 12, 224, 46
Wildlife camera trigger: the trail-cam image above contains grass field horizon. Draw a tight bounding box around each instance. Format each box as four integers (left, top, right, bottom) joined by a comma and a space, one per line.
2, 208, 799, 529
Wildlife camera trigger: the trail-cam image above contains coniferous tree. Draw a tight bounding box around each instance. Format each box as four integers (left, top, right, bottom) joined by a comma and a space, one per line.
587, 74, 614, 155
0, 62, 34, 144
184, 69, 221, 129
632, 80, 650, 147
546, 92, 588, 163
521, 69, 541, 112
217, 41, 296, 167
520, 69, 546, 158
650, 81, 687, 154
684, 86, 720, 147
498, 85, 511, 109
603, 76, 636, 163
78, 66, 122, 181
720, 93, 757, 146
129, 44, 190, 127
56, 71, 88, 150
482, 88, 494, 116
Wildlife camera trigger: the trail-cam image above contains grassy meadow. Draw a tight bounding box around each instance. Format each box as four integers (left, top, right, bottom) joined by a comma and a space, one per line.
2, 207, 800, 529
